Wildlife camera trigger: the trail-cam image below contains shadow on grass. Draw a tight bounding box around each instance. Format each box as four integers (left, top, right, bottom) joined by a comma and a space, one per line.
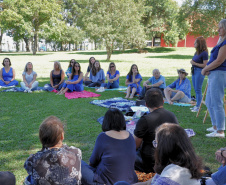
146, 54, 193, 59
50, 60, 125, 63
68, 47, 176, 55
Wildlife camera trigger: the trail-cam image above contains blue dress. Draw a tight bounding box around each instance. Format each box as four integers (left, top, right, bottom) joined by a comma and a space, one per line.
63, 74, 84, 92
0, 67, 18, 87
126, 74, 142, 94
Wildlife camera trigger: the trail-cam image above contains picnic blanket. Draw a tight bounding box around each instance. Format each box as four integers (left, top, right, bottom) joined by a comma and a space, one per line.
97, 116, 195, 137
164, 101, 192, 106
0, 87, 44, 92
84, 85, 127, 91
90, 97, 136, 111
52, 89, 101, 99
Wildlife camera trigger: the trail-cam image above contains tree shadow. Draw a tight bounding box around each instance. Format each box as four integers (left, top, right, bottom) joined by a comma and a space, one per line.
146, 54, 193, 59
50, 60, 125, 63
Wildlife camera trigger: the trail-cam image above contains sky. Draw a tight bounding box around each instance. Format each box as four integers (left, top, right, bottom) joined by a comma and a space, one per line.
174, 0, 184, 6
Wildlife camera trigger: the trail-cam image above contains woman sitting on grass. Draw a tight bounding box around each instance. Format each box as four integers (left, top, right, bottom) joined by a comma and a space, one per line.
65, 59, 76, 78
125, 64, 142, 99
43, 61, 65, 91
84, 60, 105, 87
0, 58, 18, 87
20, 62, 39, 93
24, 116, 82, 185
81, 108, 138, 185
84, 56, 95, 82
57, 61, 83, 95
100, 62, 120, 89
164, 68, 191, 104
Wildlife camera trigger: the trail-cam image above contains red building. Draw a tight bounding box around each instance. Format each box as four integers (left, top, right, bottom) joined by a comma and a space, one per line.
160, 33, 219, 47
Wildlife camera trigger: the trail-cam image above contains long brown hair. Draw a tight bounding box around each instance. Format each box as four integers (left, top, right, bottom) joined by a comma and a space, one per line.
71, 61, 81, 79
195, 36, 208, 55
68, 59, 76, 68
91, 60, 101, 76
39, 116, 64, 150
127, 64, 139, 82
154, 123, 203, 179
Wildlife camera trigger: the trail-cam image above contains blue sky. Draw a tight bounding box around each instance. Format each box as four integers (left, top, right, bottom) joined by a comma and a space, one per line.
174, 0, 184, 6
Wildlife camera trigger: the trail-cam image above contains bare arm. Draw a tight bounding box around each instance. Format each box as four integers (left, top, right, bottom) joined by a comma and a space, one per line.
58, 70, 65, 85
0, 68, 4, 82
50, 71, 54, 87
70, 73, 84, 84
147, 80, 163, 88
125, 79, 132, 86
134, 135, 143, 149
29, 74, 37, 86
11, 68, 16, 81
143, 80, 150, 87
190, 60, 208, 68
202, 45, 226, 75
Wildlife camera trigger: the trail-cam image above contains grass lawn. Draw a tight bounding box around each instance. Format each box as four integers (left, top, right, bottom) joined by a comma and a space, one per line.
0, 48, 225, 184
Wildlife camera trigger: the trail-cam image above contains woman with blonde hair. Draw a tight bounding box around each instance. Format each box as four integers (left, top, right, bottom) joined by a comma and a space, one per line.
43, 61, 65, 91
202, 19, 226, 138
20, 62, 39, 93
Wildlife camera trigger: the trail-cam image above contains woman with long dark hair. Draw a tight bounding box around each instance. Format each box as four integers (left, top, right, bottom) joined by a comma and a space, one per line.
57, 61, 83, 94
190, 37, 208, 112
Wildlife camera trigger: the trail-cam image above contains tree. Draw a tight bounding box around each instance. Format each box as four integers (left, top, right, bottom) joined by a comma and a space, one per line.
80, 0, 146, 60
180, 0, 226, 37
141, 0, 190, 46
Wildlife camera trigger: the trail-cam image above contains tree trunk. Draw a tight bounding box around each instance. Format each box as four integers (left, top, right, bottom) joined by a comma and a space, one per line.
16, 41, 20, 52
106, 43, 113, 60
0, 30, 3, 53
23, 37, 30, 52
33, 32, 38, 55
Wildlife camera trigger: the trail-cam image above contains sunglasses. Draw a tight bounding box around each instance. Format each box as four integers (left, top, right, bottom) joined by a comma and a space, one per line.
152, 140, 157, 148
74, 65, 80, 67
110, 66, 115, 68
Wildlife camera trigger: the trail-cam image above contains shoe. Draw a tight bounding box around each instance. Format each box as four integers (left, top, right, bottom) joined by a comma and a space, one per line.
28, 90, 32, 93
191, 106, 199, 112
206, 127, 216, 132
206, 131, 225, 138
190, 106, 197, 110
24, 90, 28, 93
96, 87, 105, 92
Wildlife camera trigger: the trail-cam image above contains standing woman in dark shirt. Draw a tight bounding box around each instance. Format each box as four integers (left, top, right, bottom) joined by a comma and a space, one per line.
81, 108, 138, 185
190, 37, 208, 112
44, 61, 65, 91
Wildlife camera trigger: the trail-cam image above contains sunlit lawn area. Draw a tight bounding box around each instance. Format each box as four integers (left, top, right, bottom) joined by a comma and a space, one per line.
0, 47, 224, 184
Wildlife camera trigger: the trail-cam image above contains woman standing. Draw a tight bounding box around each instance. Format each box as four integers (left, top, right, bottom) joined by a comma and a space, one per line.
125, 64, 142, 99
43, 61, 65, 91
57, 62, 83, 94
190, 37, 208, 112
164, 68, 191, 104
20, 62, 39, 93
202, 19, 226, 138
81, 109, 138, 185
0, 58, 18, 87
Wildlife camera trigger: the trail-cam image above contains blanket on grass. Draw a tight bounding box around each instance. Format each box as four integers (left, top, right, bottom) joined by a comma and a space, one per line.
0, 87, 44, 92
84, 85, 127, 91
52, 89, 101, 99
90, 97, 136, 111
97, 116, 195, 137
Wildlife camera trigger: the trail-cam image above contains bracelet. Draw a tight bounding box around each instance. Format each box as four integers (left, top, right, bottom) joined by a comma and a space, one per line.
221, 149, 225, 157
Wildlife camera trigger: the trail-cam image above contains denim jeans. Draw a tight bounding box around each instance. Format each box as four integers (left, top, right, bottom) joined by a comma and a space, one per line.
101, 76, 119, 89
192, 67, 205, 107
139, 87, 164, 99
81, 160, 103, 185
43, 83, 64, 91
205, 70, 226, 130
211, 165, 226, 185
20, 81, 39, 91
84, 81, 102, 87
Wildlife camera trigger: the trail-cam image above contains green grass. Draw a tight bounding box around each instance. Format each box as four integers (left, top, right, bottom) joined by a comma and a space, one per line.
0, 47, 224, 184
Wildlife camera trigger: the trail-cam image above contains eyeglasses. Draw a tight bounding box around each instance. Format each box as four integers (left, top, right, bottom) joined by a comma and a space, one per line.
152, 140, 157, 148
179, 72, 185, 74
110, 66, 115, 68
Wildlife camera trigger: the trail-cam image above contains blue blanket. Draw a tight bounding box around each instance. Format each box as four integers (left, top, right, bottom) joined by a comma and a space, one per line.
0, 87, 44, 92
84, 85, 127, 91
90, 97, 136, 111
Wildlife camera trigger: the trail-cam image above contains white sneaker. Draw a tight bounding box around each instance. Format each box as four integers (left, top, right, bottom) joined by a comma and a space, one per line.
206, 131, 225, 138
191, 106, 199, 112
190, 106, 197, 110
24, 90, 28, 93
28, 90, 32, 93
96, 87, 105, 92
206, 127, 216, 132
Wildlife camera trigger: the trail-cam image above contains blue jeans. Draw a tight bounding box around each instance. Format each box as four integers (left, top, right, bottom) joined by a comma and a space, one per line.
101, 76, 119, 89
192, 67, 205, 107
43, 83, 64, 91
211, 165, 226, 185
139, 87, 164, 99
205, 70, 226, 131
81, 161, 104, 185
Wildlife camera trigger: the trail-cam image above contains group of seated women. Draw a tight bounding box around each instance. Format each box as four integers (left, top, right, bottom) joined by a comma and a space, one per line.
23, 111, 224, 185
0, 57, 192, 104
